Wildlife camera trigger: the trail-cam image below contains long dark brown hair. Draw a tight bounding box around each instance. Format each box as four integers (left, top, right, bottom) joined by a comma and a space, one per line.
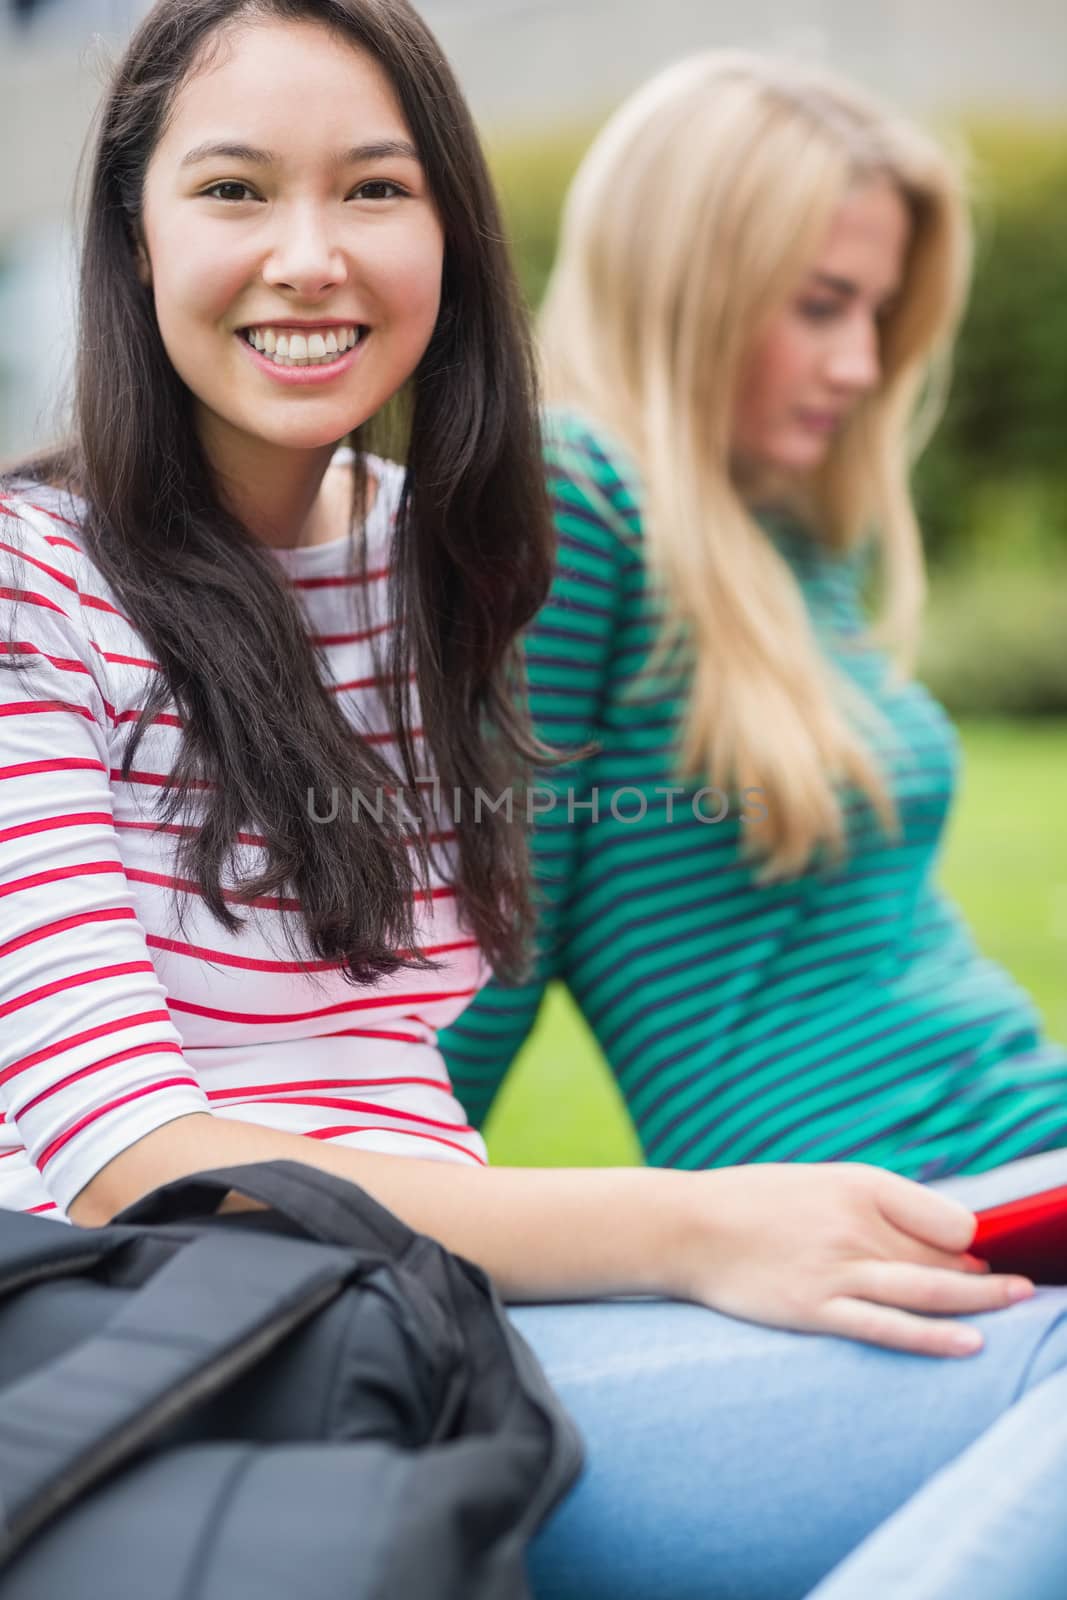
2, 0, 555, 984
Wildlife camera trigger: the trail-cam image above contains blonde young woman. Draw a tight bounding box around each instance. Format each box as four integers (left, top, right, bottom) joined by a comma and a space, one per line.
442, 52, 1067, 1193
436, 54, 1067, 1594
3, 15, 1067, 1596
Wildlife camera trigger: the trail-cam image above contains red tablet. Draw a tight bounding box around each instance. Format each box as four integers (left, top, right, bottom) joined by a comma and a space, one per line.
970, 1182, 1067, 1284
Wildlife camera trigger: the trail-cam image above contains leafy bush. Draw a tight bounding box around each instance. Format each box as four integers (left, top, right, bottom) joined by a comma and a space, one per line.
920, 558, 1067, 716
913, 122, 1067, 563
487, 127, 595, 311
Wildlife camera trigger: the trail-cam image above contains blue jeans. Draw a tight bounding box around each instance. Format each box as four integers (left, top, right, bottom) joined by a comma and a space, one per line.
510, 1149, 1067, 1599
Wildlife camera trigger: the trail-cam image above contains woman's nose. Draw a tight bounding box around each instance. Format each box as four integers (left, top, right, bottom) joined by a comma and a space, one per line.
826, 314, 881, 394
261, 206, 349, 295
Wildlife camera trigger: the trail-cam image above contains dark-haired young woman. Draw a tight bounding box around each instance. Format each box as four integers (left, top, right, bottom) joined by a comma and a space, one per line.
3, 5, 1067, 1597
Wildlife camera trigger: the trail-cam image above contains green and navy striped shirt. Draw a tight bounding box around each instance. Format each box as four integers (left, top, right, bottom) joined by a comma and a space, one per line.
440, 410, 1067, 1181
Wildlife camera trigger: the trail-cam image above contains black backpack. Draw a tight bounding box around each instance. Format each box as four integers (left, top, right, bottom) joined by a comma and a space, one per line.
0, 1160, 583, 1599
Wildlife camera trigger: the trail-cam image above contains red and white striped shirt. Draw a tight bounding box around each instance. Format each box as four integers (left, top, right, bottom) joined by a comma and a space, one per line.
0, 451, 489, 1223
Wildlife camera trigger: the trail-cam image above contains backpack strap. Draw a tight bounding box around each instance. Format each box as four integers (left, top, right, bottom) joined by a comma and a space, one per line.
0, 1226, 366, 1563
113, 1159, 418, 1258
0, 1209, 124, 1303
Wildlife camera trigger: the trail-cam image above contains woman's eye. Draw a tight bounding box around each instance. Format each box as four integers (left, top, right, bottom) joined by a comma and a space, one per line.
798, 300, 841, 323
203, 181, 258, 203
200, 180, 406, 203
351, 180, 406, 201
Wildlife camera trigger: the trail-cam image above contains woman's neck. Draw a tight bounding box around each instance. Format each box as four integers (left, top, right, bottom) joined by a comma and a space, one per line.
198, 410, 371, 550
737, 469, 818, 537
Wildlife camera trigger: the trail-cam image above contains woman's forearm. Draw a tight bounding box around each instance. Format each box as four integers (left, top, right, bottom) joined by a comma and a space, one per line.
66, 1112, 691, 1301
66, 1112, 1024, 1359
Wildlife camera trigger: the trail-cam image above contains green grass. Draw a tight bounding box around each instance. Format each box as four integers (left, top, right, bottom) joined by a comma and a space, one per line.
484, 719, 1067, 1168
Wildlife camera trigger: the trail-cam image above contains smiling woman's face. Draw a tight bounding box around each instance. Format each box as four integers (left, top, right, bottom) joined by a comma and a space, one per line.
731, 177, 912, 481
134, 16, 445, 467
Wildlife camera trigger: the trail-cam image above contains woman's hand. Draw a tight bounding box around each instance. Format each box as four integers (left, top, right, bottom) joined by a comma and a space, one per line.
671, 1162, 1034, 1358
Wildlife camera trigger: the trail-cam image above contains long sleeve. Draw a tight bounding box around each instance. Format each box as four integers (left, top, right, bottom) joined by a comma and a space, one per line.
0, 503, 210, 1217
438, 413, 637, 1127
3, 463, 508, 1223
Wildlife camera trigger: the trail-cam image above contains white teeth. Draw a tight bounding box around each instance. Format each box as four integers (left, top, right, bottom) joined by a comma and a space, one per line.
242, 325, 363, 367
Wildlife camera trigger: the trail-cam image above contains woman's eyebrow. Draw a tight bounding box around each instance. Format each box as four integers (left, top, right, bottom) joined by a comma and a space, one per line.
179, 138, 420, 168
810, 271, 857, 297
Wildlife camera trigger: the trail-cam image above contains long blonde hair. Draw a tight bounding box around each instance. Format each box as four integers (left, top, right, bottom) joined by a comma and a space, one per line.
538, 51, 972, 875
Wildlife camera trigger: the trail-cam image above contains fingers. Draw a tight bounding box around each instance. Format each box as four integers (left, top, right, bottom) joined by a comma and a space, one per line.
819, 1261, 1035, 1358
843, 1260, 1033, 1317
869, 1168, 978, 1255
821, 1297, 989, 1359
872, 1233, 992, 1275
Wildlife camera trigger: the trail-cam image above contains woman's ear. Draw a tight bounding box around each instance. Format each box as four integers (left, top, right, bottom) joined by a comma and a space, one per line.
135, 243, 152, 288
130, 223, 152, 288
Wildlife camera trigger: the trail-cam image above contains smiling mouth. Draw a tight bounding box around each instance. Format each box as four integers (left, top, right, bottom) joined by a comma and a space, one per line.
238, 326, 369, 368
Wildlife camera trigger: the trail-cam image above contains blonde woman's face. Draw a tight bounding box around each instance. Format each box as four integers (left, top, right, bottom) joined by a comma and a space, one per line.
731, 178, 911, 478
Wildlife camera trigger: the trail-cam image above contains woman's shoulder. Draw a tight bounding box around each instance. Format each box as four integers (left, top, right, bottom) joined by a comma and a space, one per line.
0, 476, 98, 608
0, 479, 120, 707
543, 405, 639, 484
541, 406, 644, 554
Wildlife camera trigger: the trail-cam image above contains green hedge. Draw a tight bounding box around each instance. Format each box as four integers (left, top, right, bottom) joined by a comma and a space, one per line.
912, 123, 1067, 564
487, 128, 594, 312
487, 118, 1067, 712
920, 558, 1067, 716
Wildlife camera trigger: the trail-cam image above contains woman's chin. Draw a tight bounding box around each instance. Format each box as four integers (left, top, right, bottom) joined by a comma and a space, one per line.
773, 436, 834, 475
737, 431, 836, 481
